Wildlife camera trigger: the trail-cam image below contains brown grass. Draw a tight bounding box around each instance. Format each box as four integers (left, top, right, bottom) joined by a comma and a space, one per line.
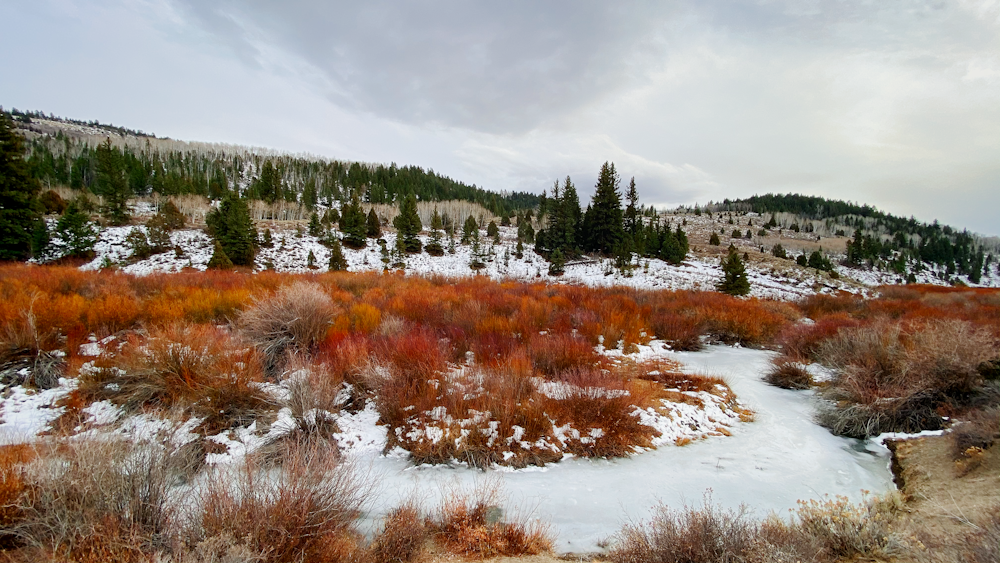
764, 357, 813, 390
428, 480, 552, 559
240, 281, 337, 373
194, 439, 370, 563
367, 501, 428, 563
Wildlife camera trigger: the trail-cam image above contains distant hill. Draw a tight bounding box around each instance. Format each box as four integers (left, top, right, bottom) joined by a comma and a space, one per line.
7, 107, 539, 218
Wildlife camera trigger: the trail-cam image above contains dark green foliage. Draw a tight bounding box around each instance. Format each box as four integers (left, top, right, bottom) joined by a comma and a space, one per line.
94, 138, 131, 225
0, 112, 43, 260
39, 190, 67, 215
500, 214, 511, 227
583, 162, 624, 254
248, 160, 283, 203
796, 254, 808, 267
308, 213, 322, 237
517, 217, 535, 244
461, 215, 478, 245
717, 248, 751, 296
709, 232, 721, 246
469, 232, 486, 270
339, 193, 367, 249
807, 250, 834, 271
323, 208, 340, 226
426, 208, 445, 256
328, 236, 347, 271
302, 178, 318, 209
515, 239, 524, 259
126, 227, 153, 259
261, 228, 273, 248
366, 208, 382, 238
55, 200, 97, 258
487, 220, 499, 243
548, 248, 566, 276
393, 193, 422, 253
205, 195, 257, 266
771, 243, 787, 259
623, 176, 640, 236
731, 229, 741, 238
155, 200, 186, 230
307, 249, 316, 269
207, 240, 234, 269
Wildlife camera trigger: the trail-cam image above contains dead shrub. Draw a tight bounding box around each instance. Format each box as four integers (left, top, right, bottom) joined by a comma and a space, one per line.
429, 480, 551, 558
793, 493, 907, 561
959, 507, 1000, 563
194, 440, 370, 563
609, 494, 765, 563
79, 325, 273, 435
240, 282, 336, 373
10, 439, 176, 559
817, 319, 1000, 437
367, 501, 428, 563
764, 357, 813, 390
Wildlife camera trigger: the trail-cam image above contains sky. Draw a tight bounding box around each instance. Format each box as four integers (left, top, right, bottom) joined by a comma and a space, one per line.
2, 0, 999, 236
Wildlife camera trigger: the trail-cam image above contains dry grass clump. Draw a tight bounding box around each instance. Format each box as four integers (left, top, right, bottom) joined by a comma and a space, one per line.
957, 507, 1000, 563
240, 281, 336, 373
951, 407, 999, 475
816, 319, 1000, 438
80, 324, 273, 435
764, 357, 813, 390
367, 502, 429, 563
428, 480, 552, 559
192, 440, 370, 563
610, 492, 910, 563
7, 439, 178, 561
611, 497, 758, 563
0, 444, 36, 549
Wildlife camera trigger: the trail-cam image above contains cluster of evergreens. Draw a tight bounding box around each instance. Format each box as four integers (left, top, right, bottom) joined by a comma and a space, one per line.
534, 162, 689, 267
721, 193, 992, 282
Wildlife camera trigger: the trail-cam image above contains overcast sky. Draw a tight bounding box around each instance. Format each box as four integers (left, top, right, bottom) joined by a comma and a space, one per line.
3, 1, 999, 235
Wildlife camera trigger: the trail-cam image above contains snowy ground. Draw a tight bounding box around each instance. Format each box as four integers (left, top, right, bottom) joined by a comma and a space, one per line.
1, 344, 896, 554
60, 220, 999, 300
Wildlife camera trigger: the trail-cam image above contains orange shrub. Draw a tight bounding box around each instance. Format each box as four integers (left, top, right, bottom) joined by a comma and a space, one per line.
0, 444, 35, 547
349, 303, 381, 334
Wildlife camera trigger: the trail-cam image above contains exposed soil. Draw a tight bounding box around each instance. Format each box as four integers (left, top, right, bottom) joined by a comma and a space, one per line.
891, 433, 1000, 560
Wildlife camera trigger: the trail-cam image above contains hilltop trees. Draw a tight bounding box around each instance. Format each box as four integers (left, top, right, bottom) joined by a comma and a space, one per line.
339, 193, 367, 249
0, 112, 43, 260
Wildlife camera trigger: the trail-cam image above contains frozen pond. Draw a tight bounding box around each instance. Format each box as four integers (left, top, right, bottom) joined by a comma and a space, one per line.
355, 345, 895, 553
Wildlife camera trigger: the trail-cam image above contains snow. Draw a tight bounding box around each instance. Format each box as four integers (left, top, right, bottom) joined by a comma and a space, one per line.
353, 345, 895, 553
0, 378, 75, 443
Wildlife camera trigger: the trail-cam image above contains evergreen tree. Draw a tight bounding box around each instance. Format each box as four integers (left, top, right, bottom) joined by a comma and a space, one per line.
307, 249, 317, 269
709, 232, 721, 246
548, 248, 566, 276
461, 215, 478, 244
207, 240, 234, 269
717, 248, 751, 296
469, 231, 486, 270
328, 236, 348, 271
250, 160, 282, 203
302, 178, 318, 210
623, 176, 639, 236
308, 212, 323, 237
339, 192, 366, 248
205, 194, 257, 266
487, 220, 499, 244
583, 162, 624, 254
56, 200, 98, 259
426, 207, 445, 256
0, 112, 43, 260
393, 193, 422, 253
366, 208, 382, 238
94, 138, 131, 226
771, 243, 787, 259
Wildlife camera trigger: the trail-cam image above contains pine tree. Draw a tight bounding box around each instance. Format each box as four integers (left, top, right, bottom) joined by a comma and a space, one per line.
205, 194, 257, 266
461, 215, 478, 245
393, 193, 422, 253
487, 220, 499, 244
717, 248, 751, 296
308, 213, 322, 237
623, 176, 639, 236
366, 208, 382, 238
583, 162, 624, 254
302, 178, 318, 210
328, 236, 348, 271
207, 240, 234, 269
339, 192, 366, 249
95, 138, 131, 226
307, 249, 317, 269
548, 248, 566, 276
56, 200, 98, 259
426, 207, 445, 256
709, 232, 721, 246
469, 231, 486, 270
0, 112, 43, 260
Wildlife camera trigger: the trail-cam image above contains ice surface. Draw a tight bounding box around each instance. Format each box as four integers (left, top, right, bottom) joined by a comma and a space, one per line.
353, 345, 895, 553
